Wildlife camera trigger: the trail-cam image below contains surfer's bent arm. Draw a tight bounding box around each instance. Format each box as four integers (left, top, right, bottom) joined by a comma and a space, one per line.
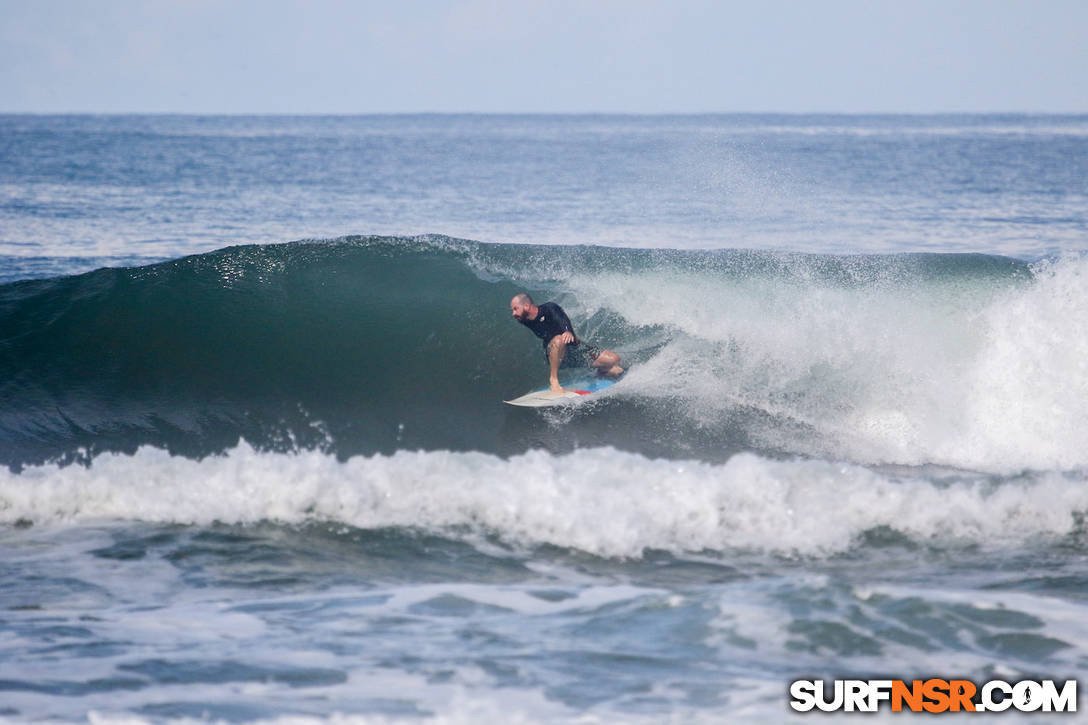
549, 304, 577, 344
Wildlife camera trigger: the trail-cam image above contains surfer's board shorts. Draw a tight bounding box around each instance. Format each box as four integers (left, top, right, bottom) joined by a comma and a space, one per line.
541, 341, 601, 369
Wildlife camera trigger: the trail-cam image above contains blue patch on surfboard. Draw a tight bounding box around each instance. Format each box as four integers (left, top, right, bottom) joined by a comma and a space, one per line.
504, 375, 621, 407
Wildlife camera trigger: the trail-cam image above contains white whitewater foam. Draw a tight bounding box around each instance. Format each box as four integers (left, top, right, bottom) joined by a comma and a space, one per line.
566, 255, 1088, 472
959, 256, 1088, 470
2, 444, 1085, 558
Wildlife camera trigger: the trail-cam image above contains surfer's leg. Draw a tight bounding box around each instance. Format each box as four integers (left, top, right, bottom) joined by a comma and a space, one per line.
547, 336, 567, 392
591, 349, 624, 378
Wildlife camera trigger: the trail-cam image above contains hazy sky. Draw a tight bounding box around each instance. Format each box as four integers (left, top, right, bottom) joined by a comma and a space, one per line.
2, 0, 1085, 114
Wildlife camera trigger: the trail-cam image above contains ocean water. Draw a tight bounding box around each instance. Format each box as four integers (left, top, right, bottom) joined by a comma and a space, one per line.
1, 114, 1087, 723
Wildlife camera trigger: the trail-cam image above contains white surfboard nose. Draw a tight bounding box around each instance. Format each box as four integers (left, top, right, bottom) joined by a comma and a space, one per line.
504, 390, 584, 407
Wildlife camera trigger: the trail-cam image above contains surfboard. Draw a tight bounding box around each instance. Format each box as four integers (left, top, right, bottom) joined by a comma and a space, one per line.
504, 376, 620, 407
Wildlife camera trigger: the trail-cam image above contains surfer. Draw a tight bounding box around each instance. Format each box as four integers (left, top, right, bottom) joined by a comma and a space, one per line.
510, 293, 624, 393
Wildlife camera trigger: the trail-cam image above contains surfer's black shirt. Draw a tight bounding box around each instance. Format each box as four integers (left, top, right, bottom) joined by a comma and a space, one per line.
519, 302, 577, 348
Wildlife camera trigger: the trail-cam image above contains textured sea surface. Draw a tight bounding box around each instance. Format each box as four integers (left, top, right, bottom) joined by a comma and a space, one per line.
1, 114, 1087, 723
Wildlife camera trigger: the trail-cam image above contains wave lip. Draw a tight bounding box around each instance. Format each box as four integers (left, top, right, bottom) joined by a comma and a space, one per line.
3, 444, 1085, 558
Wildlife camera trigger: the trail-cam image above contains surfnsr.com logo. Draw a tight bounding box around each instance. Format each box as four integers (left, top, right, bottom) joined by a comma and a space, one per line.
789, 679, 1077, 713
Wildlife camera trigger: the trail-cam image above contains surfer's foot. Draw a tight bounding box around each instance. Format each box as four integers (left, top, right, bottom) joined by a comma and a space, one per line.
600, 365, 624, 378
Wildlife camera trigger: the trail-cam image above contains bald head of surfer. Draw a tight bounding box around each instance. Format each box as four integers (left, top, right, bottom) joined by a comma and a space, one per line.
509, 293, 535, 323
510, 293, 623, 393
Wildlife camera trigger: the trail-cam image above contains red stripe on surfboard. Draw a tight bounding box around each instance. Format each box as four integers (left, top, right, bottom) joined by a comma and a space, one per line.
575, 390, 591, 395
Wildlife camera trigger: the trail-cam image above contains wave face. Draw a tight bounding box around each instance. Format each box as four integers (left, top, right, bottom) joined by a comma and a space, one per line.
1, 236, 1085, 472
